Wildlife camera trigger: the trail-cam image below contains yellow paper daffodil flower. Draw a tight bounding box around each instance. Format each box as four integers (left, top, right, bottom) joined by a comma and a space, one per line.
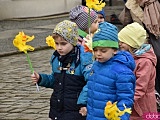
86, 0, 106, 11
12, 31, 39, 91
104, 101, 132, 120
46, 35, 56, 50
13, 31, 35, 53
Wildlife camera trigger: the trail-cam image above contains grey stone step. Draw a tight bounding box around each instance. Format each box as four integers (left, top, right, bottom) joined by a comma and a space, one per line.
105, 0, 125, 6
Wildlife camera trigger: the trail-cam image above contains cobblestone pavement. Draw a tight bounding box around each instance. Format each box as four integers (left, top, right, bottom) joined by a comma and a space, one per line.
0, 48, 54, 120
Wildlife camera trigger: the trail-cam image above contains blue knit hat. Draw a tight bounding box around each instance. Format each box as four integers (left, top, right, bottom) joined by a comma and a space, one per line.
92, 22, 119, 48
96, 9, 106, 20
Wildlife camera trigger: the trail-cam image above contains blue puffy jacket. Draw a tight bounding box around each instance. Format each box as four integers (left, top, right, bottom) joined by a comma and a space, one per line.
87, 50, 136, 120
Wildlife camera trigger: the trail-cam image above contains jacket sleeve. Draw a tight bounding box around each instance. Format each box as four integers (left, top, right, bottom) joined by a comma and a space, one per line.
77, 84, 88, 105
79, 46, 93, 81
116, 69, 136, 119
134, 59, 153, 101
38, 72, 55, 88
77, 46, 93, 105
37, 55, 56, 89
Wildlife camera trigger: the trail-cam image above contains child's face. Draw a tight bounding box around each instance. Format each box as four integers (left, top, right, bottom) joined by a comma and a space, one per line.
93, 47, 117, 63
54, 36, 74, 56
89, 18, 99, 34
119, 41, 131, 52
98, 14, 105, 23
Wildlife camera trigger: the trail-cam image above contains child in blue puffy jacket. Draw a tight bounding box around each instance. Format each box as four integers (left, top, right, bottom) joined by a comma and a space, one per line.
31, 20, 93, 120
80, 22, 136, 120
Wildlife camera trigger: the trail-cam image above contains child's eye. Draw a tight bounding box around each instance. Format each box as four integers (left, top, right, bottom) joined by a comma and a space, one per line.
101, 50, 107, 53
93, 48, 97, 51
99, 17, 104, 19
61, 42, 67, 45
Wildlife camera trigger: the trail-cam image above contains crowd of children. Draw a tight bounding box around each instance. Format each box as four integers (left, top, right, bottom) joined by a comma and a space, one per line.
30, 2, 159, 120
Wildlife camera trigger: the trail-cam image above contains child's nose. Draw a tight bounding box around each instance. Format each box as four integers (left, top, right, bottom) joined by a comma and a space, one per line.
96, 50, 101, 56
56, 45, 62, 50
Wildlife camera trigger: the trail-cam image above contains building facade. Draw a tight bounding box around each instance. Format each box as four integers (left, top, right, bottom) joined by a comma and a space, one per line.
0, 0, 81, 20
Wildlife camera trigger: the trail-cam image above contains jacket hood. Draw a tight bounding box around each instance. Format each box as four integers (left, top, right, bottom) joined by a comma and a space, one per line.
113, 50, 136, 71
134, 47, 157, 67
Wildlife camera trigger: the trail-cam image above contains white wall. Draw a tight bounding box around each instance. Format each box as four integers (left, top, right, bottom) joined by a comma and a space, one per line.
0, 0, 81, 20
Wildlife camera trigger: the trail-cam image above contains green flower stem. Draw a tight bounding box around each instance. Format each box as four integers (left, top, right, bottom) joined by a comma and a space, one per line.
25, 52, 39, 91
88, 8, 91, 35
26, 52, 34, 73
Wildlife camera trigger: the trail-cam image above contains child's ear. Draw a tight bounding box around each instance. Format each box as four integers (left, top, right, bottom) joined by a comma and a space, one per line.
113, 49, 118, 54
85, 28, 89, 34
129, 47, 136, 53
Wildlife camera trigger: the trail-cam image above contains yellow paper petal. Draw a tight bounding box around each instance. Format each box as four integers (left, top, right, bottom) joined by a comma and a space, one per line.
19, 45, 34, 53
26, 35, 35, 42
46, 35, 56, 50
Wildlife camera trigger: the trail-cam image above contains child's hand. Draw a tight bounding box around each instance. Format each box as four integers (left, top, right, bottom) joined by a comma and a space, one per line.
31, 71, 40, 84
79, 107, 87, 116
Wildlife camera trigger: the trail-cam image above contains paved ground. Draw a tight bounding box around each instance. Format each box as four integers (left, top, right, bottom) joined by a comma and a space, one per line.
0, 12, 124, 119
0, 49, 53, 120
